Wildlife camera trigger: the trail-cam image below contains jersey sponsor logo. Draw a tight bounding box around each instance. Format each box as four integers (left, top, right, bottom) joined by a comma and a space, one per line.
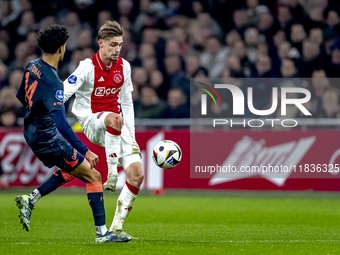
114, 73, 122, 83
94, 87, 105, 96
94, 87, 121, 97
68, 75, 77, 84
98, 77, 104, 82
55, 90, 64, 101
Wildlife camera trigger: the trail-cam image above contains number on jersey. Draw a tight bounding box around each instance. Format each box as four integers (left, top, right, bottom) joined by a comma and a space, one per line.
24, 72, 38, 108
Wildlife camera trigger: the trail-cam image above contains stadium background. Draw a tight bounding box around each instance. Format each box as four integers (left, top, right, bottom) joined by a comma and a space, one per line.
1, 0, 340, 191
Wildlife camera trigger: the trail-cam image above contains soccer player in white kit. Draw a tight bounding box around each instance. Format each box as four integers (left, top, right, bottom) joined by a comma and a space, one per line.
63, 21, 143, 239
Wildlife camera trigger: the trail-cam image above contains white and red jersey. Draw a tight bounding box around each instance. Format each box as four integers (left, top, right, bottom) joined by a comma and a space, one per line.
63, 51, 135, 138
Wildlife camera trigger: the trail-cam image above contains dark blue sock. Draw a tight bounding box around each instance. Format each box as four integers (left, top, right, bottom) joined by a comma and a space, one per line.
86, 182, 106, 226
37, 169, 73, 196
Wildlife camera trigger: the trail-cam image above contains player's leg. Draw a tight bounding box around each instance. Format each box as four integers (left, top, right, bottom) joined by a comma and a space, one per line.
103, 112, 124, 191
15, 194, 34, 231
66, 160, 130, 243
80, 111, 122, 192
15, 168, 75, 231
15, 141, 129, 242
15, 147, 77, 232
109, 155, 143, 239
29, 168, 75, 205
22, 112, 109, 207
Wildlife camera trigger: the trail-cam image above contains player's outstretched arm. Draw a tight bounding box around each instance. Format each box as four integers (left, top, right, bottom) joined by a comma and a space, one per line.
51, 109, 98, 168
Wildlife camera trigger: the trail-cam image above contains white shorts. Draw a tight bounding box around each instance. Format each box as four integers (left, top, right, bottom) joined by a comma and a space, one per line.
82, 111, 141, 169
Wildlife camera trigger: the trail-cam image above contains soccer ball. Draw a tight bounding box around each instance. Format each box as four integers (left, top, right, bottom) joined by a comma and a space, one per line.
152, 140, 182, 169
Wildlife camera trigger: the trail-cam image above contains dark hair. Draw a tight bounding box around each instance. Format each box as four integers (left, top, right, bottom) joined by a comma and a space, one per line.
37, 24, 69, 54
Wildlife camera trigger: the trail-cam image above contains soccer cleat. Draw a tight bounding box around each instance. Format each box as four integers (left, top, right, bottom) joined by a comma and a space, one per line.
95, 231, 131, 243
15, 195, 34, 231
110, 229, 138, 239
103, 172, 118, 192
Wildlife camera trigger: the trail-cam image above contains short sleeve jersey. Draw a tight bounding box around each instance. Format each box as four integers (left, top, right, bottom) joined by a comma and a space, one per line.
16, 58, 66, 151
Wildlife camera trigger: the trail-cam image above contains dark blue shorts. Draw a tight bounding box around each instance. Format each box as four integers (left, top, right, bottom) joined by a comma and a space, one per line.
34, 139, 84, 173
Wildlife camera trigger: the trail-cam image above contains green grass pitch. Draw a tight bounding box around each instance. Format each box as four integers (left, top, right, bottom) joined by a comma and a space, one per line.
1, 188, 340, 254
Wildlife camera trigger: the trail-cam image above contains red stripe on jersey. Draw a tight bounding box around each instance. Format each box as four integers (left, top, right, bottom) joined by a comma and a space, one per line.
90, 51, 124, 114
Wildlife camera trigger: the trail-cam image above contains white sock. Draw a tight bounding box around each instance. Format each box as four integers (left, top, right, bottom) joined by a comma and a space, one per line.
30, 189, 41, 205
109, 181, 139, 231
107, 163, 118, 176
105, 128, 121, 166
96, 225, 108, 235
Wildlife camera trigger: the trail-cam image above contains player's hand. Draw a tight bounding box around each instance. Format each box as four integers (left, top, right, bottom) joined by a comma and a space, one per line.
85, 150, 99, 169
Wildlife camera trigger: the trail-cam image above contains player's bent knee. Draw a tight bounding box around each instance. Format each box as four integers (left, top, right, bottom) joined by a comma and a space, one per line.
131, 172, 143, 187
125, 162, 143, 187
105, 114, 123, 131
129, 168, 144, 187
108, 123, 122, 132
137, 172, 144, 185
89, 169, 102, 183
76, 167, 102, 184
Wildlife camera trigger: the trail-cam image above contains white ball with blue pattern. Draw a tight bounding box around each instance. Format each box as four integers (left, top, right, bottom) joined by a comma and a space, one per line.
152, 140, 182, 169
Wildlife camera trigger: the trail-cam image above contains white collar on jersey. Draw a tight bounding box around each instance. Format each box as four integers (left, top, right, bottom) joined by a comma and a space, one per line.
96, 53, 112, 71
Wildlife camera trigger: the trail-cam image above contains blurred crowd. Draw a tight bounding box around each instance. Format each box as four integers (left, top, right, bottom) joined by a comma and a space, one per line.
0, 0, 340, 128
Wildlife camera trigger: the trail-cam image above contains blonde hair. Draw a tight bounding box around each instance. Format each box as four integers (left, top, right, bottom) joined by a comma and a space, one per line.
98, 20, 124, 40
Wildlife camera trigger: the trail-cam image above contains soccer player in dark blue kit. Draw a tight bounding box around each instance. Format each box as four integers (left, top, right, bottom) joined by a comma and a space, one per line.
15, 24, 130, 244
